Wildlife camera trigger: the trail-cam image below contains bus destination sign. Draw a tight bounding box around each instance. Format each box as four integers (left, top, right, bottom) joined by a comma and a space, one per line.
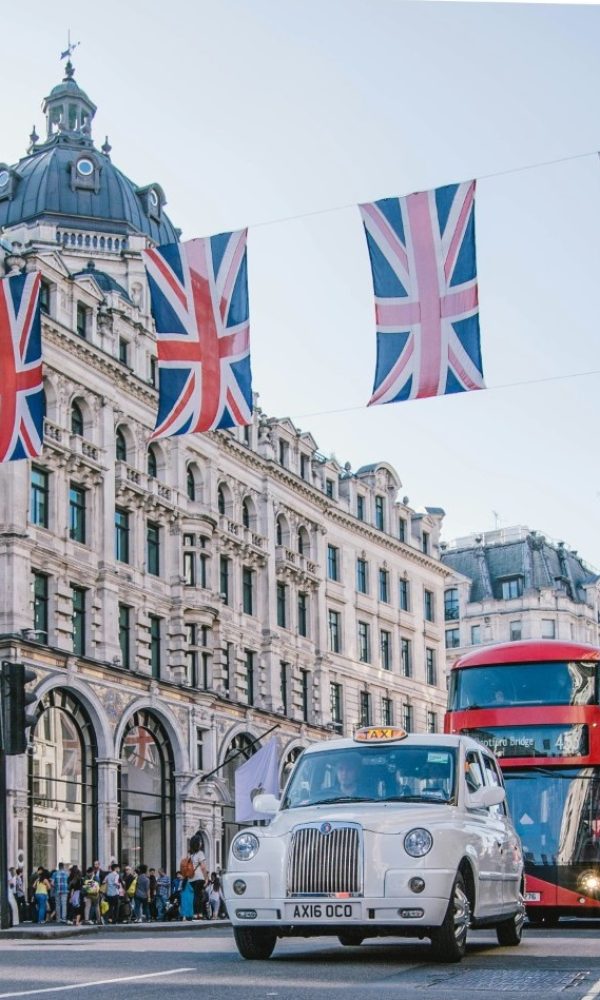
469, 724, 588, 759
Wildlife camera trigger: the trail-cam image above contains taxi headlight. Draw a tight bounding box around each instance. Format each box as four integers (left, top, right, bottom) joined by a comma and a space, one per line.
232, 832, 260, 862
404, 828, 433, 858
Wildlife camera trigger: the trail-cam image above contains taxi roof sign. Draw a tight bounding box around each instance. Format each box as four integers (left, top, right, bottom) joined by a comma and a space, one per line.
354, 726, 408, 743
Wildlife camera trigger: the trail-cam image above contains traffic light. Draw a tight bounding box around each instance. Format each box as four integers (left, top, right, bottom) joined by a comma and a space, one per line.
0, 661, 37, 755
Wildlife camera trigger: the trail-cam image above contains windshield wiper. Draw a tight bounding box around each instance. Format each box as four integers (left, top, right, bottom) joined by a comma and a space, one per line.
313, 795, 374, 805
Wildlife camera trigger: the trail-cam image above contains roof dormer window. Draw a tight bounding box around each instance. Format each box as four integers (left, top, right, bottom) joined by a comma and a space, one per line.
76, 158, 94, 177
71, 156, 100, 193
137, 184, 164, 222
0, 171, 9, 189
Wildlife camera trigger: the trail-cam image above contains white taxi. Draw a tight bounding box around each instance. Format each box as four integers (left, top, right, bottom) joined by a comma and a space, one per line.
224, 728, 524, 962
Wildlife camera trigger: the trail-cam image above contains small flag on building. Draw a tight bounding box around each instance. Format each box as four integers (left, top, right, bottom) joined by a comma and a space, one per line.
143, 232, 252, 438
360, 181, 485, 405
234, 738, 280, 823
0, 270, 43, 462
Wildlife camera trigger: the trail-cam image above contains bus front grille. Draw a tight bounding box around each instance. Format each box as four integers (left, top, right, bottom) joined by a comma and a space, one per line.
287, 824, 362, 896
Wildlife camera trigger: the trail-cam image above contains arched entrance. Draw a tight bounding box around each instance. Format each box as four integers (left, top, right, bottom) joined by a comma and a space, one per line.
221, 732, 258, 863
28, 688, 97, 872
281, 745, 304, 790
118, 710, 175, 873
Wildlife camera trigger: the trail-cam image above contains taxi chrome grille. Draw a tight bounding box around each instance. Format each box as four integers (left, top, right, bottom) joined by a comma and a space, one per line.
287, 824, 362, 896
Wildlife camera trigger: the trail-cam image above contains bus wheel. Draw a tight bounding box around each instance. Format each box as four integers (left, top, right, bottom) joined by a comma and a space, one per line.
233, 927, 277, 960
430, 872, 470, 963
541, 912, 560, 927
526, 907, 543, 926
338, 933, 364, 947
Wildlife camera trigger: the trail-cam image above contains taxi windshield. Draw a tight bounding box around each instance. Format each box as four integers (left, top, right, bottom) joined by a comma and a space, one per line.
281, 744, 458, 809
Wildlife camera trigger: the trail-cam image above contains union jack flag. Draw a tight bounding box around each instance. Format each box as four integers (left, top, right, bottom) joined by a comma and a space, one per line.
0, 271, 43, 461
360, 181, 485, 405
123, 726, 159, 770
143, 232, 252, 438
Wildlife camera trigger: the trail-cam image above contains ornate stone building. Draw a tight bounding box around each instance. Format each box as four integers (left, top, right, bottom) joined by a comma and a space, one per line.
441, 526, 600, 662
0, 63, 451, 875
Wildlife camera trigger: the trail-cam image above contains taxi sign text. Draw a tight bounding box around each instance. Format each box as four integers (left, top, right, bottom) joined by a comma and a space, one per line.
354, 726, 407, 743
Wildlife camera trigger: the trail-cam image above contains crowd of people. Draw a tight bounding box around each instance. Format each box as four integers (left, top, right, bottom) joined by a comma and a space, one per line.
7, 858, 227, 926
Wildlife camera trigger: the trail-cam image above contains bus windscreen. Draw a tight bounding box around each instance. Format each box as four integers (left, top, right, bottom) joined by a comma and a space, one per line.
449, 661, 596, 710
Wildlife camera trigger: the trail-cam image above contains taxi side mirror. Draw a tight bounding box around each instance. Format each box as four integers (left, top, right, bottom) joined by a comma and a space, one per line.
467, 785, 506, 810
253, 793, 280, 815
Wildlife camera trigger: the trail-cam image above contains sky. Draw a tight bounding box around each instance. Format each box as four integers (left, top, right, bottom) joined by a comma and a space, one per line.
3, 1, 600, 565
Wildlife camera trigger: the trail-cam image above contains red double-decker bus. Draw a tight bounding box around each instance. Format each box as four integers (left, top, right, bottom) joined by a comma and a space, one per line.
445, 639, 600, 924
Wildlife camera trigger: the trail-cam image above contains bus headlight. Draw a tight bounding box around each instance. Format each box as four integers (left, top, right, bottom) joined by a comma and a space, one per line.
579, 870, 600, 895
404, 828, 433, 858
232, 832, 260, 861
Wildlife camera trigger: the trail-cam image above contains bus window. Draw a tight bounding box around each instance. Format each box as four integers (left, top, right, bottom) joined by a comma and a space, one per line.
451, 661, 597, 710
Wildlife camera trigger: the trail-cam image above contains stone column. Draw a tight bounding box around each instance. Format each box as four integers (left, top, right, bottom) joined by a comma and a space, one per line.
95, 758, 120, 864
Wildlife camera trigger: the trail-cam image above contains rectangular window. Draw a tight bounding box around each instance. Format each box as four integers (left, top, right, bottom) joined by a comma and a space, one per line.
195, 728, 204, 771
300, 454, 309, 480
379, 568, 389, 603
280, 661, 289, 716
401, 637, 412, 677
330, 682, 343, 731
426, 647, 437, 685
445, 628, 460, 649
118, 603, 131, 669
328, 609, 341, 653
186, 623, 198, 687
325, 478, 334, 498
359, 690, 371, 726
402, 702, 413, 732
424, 589, 434, 622
149, 614, 161, 679
444, 588, 459, 621
471, 624, 481, 645
183, 550, 196, 586
71, 585, 86, 656
276, 582, 287, 628
356, 558, 368, 594
242, 566, 254, 615
542, 618, 556, 639
380, 629, 391, 670
76, 302, 88, 339
298, 592, 308, 637
398, 517, 407, 543
375, 495, 385, 531
399, 578, 410, 612
31, 466, 49, 528
510, 620, 522, 642
150, 356, 158, 388
32, 571, 49, 643
245, 649, 255, 706
426, 710, 438, 733
147, 521, 160, 576
278, 439, 289, 466
327, 544, 339, 581
115, 508, 130, 563
382, 697, 393, 726
358, 620, 370, 663
300, 669, 309, 722
501, 577, 523, 600
69, 484, 86, 544
220, 556, 230, 605
422, 531, 430, 555
356, 495, 365, 521
223, 642, 233, 696
39, 280, 50, 316
118, 337, 129, 366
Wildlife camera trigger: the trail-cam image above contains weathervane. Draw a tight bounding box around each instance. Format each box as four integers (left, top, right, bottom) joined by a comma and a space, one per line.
60, 30, 80, 61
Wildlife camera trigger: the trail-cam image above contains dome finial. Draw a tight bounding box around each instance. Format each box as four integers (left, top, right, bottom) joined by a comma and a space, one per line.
60, 29, 80, 67
101, 135, 112, 157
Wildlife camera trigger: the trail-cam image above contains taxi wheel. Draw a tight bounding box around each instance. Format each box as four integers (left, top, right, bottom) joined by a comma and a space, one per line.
430, 872, 470, 963
496, 905, 525, 946
338, 933, 364, 947
233, 927, 277, 960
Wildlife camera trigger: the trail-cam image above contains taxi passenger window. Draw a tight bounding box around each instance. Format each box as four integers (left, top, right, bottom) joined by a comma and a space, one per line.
465, 750, 484, 793
482, 754, 507, 816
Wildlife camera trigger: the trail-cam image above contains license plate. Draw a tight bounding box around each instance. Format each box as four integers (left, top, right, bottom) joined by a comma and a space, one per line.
524, 892, 541, 902
285, 902, 358, 920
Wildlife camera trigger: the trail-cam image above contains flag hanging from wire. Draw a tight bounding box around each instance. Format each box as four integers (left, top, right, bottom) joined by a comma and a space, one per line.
234, 738, 280, 823
360, 181, 485, 405
143, 232, 252, 438
0, 270, 43, 462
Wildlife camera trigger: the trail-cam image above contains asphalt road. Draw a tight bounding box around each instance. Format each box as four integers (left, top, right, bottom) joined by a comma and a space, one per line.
1, 924, 599, 1000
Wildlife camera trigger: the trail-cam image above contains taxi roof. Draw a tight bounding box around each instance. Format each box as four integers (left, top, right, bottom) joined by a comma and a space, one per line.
302, 731, 483, 756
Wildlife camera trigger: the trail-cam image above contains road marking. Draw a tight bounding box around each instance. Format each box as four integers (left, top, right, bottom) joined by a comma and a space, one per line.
0, 968, 196, 998
582, 977, 600, 1000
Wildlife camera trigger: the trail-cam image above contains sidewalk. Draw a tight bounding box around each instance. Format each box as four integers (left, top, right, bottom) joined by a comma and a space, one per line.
0, 918, 231, 940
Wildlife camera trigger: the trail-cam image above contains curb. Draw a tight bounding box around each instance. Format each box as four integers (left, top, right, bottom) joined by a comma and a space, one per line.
0, 919, 231, 940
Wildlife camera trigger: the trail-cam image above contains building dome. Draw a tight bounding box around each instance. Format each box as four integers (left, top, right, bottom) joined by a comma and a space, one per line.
0, 62, 180, 246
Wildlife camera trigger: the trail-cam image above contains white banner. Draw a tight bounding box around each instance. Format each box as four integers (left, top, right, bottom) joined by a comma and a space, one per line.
234, 737, 280, 822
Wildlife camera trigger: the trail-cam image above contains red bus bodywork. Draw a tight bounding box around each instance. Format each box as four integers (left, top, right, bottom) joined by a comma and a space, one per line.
445, 639, 600, 921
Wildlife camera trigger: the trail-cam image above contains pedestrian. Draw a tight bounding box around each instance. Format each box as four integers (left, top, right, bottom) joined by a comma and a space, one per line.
7, 868, 18, 926
148, 867, 157, 921
14, 868, 26, 922
207, 872, 223, 920
82, 868, 102, 925
179, 878, 194, 921
103, 863, 121, 924
32, 867, 51, 923
133, 864, 150, 922
52, 862, 69, 924
155, 869, 171, 921
67, 866, 84, 926
187, 832, 209, 919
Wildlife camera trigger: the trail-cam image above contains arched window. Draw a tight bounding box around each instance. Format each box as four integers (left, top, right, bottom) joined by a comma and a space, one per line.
147, 446, 158, 479
187, 467, 196, 501
217, 485, 226, 516
116, 427, 127, 463
276, 516, 285, 547
71, 402, 84, 436
221, 731, 259, 862
119, 710, 175, 873
29, 689, 98, 874
281, 745, 304, 789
